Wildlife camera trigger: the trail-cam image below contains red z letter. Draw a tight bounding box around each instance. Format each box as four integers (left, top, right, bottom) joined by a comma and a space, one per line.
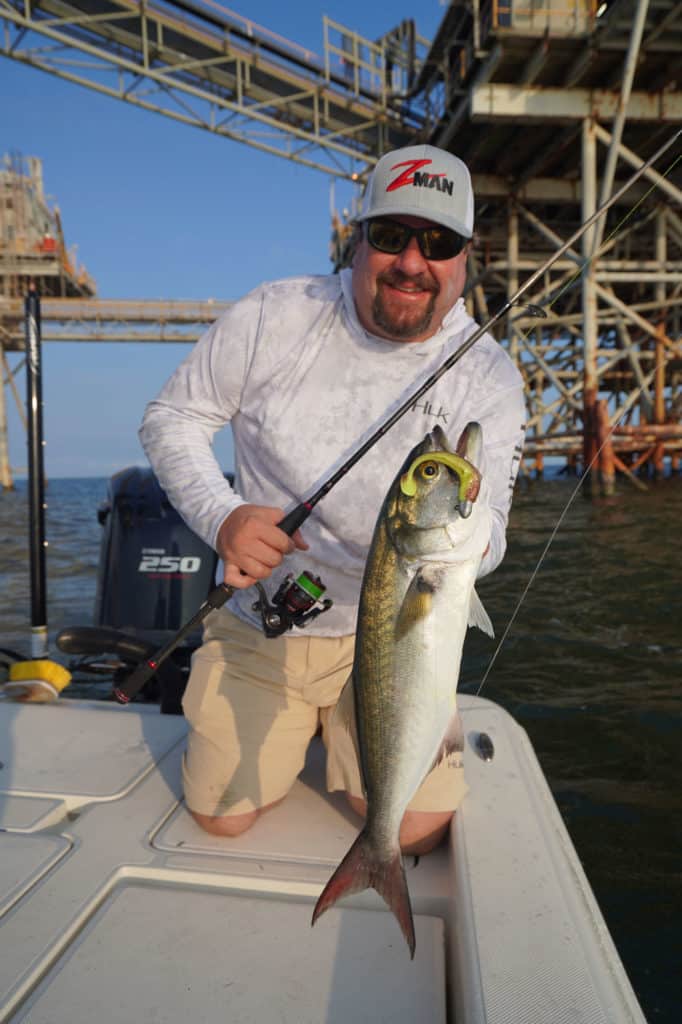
386, 159, 433, 191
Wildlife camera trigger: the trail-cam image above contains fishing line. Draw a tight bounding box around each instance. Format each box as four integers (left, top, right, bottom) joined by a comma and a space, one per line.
475, 421, 623, 697
474, 143, 682, 698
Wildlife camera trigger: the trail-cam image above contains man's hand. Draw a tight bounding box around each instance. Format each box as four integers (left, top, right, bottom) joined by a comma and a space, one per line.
216, 505, 309, 589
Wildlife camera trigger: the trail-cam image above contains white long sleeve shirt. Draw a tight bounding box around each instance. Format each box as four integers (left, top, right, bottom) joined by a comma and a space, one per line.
139, 269, 526, 636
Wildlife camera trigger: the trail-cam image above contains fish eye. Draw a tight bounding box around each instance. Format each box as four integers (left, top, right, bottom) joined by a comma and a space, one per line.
420, 461, 439, 479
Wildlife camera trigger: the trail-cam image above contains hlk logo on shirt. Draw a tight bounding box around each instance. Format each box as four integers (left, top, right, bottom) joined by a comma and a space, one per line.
412, 399, 449, 423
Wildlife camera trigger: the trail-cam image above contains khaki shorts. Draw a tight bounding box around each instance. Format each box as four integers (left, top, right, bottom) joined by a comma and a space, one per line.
182, 609, 468, 817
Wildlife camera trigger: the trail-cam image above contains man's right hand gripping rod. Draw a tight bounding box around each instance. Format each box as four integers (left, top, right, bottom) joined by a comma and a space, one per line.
112, 503, 311, 704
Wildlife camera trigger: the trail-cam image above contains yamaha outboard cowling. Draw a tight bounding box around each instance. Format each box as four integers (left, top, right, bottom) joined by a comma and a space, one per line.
57, 467, 230, 714
95, 467, 218, 642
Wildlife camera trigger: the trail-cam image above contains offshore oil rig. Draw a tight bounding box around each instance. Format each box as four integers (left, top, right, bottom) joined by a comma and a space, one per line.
0, 0, 681, 491
0, 153, 93, 487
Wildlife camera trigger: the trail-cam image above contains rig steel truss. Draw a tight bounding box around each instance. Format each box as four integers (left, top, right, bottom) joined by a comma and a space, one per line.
0, 0, 428, 177
0, 295, 232, 488
460, 118, 682, 485
0, 297, 232, 348
1, 0, 681, 488
409, 0, 682, 486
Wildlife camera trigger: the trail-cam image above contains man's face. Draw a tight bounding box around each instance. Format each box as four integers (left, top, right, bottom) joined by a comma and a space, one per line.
351, 215, 470, 344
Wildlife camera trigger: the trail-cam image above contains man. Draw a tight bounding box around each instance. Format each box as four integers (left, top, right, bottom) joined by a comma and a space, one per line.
139, 144, 526, 854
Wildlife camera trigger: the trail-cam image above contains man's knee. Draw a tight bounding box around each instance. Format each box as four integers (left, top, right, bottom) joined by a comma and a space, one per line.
190, 808, 258, 837
399, 810, 453, 855
345, 793, 453, 855
188, 796, 285, 838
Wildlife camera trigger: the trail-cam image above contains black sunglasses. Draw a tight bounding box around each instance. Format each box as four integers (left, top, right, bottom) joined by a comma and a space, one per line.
365, 218, 467, 261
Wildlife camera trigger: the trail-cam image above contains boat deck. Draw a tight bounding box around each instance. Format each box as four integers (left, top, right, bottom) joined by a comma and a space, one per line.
0, 696, 645, 1023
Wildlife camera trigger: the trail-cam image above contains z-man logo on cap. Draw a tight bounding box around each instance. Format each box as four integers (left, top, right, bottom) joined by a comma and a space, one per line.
386, 159, 454, 196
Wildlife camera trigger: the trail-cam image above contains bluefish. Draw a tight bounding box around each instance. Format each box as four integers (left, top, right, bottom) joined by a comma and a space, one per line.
312, 423, 493, 957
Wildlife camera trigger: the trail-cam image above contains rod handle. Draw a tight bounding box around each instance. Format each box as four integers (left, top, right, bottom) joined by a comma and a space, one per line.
112, 583, 235, 704
277, 502, 313, 536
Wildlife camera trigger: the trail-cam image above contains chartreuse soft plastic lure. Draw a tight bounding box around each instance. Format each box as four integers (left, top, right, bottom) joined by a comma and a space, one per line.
399, 452, 480, 503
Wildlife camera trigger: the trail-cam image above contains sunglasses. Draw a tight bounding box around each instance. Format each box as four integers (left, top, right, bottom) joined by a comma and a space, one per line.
365, 218, 467, 261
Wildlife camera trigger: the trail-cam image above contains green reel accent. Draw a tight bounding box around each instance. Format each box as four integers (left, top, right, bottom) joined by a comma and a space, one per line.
400, 452, 478, 503
295, 572, 324, 600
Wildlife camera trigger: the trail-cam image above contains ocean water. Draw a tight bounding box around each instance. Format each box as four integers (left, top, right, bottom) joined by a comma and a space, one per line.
1, 472, 680, 1020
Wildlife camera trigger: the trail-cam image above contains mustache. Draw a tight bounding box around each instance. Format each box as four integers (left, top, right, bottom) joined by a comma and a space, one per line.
377, 269, 439, 294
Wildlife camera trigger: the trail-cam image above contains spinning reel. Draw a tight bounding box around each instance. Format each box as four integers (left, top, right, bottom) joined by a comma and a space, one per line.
252, 571, 333, 638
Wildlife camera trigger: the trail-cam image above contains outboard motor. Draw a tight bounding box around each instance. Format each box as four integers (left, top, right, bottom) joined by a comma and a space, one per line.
94, 467, 218, 640
57, 467, 230, 714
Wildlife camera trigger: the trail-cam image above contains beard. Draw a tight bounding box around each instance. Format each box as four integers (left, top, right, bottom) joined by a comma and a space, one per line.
371, 271, 438, 340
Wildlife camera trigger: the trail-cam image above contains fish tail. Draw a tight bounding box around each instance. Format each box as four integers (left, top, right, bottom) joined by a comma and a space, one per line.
311, 831, 416, 958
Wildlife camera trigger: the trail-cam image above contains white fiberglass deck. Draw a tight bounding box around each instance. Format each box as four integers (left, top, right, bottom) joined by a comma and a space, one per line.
0, 696, 645, 1023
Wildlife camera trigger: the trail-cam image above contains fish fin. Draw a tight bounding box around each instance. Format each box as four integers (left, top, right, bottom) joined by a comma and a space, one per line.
430, 710, 465, 771
395, 568, 439, 641
456, 421, 483, 468
312, 831, 416, 958
468, 587, 494, 637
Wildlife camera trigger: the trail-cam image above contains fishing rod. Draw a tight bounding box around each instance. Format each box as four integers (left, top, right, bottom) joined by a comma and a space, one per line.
113, 128, 681, 705
25, 284, 49, 659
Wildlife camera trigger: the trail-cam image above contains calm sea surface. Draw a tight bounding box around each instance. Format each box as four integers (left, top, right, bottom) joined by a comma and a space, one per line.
1, 473, 680, 1020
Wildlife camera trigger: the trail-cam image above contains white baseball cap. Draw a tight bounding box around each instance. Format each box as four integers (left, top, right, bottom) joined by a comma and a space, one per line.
357, 144, 474, 238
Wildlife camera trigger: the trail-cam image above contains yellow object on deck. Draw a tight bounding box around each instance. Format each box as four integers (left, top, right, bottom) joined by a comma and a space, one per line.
2, 660, 72, 703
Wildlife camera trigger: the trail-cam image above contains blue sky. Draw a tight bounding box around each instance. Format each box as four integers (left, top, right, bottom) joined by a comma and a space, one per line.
1, 1, 445, 478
